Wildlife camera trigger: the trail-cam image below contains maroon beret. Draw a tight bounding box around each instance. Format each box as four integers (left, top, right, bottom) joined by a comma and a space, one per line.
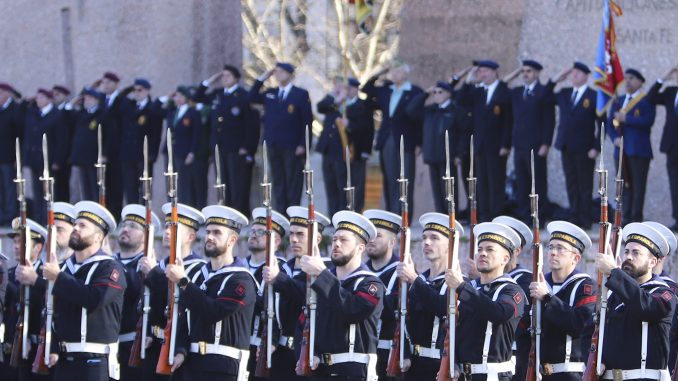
37, 88, 54, 99
103, 71, 120, 82
0, 82, 16, 93
52, 85, 71, 96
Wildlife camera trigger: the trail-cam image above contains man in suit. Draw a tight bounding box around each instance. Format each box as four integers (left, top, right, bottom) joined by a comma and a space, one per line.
607, 68, 656, 224
250, 62, 313, 211
457, 60, 513, 221
362, 61, 423, 216
196, 64, 259, 214
548, 62, 600, 229
345, 78, 375, 212
0, 83, 22, 225
70, 88, 105, 202
52, 85, 75, 203
648, 65, 678, 231
504, 60, 555, 224
23, 88, 62, 224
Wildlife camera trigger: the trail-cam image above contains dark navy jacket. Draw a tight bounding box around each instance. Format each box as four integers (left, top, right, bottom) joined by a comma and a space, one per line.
509, 82, 555, 151
648, 81, 678, 155
547, 82, 600, 154
165, 106, 203, 161
23, 105, 62, 170
606, 93, 656, 159
70, 108, 105, 166
120, 97, 164, 163
0, 99, 23, 165
457, 81, 513, 155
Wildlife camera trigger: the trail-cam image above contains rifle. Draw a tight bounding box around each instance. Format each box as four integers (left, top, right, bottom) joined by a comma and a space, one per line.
214, 145, 226, 206
129, 136, 154, 367
467, 135, 477, 259
386, 136, 412, 377
610, 138, 624, 260
156, 129, 179, 375
343, 145, 355, 212
32, 134, 56, 374
437, 131, 460, 381
255, 140, 275, 377
10, 138, 32, 368
297, 127, 318, 376
95, 124, 106, 207
525, 150, 544, 381
583, 125, 612, 381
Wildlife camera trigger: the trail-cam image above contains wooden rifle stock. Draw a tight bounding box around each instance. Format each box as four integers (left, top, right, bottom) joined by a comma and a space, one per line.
525, 150, 543, 381
31, 212, 54, 375
156, 205, 178, 375
297, 204, 317, 377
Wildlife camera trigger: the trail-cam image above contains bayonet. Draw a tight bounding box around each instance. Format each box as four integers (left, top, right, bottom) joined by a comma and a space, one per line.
344, 145, 354, 211
214, 145, 226, 205
95, 125, 106, 206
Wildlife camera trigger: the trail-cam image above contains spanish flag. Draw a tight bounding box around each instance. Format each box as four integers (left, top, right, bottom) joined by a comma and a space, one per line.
593, 0, 624, 116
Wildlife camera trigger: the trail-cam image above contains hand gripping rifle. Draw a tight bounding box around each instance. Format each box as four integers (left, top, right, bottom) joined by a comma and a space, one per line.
214, 145, 226, 206
583, 125, 612, 381
437, 131, 460, 381
467, 135, 477, 259
129, 136, 154, 367
386, 136, 412, 377
255, 141, 275, 377
32, 135, 56, 374
344, 145, 355, 212
525, 150, 544, 381
297, 127, 319, 376
10, 138, 33, 367
95, 125, 106, 207
156, 129, 179, 375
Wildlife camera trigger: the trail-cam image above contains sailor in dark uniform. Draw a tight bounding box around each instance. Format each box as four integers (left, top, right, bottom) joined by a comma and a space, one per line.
137, 203, 206, 381
299, 210, 383, 381
70, 88, 104, 202
114, 204, 161, 381
396, 212, 464, 381
528, 221, 596, 380
445, 222, 526, 381
647, 221, 678, 294
166, 205, 255, 381
363, 209, 401, 381
261, 206, 332, 381
0, 251, 17, 381
39, 201, 126, 381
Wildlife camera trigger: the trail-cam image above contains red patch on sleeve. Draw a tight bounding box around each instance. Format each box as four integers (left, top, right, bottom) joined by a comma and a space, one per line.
513, 292, 523, 304
661, 291, 673, 302
575, 295, 597, 307
367, 283, 378, 296
235, 284, 245, 296
583, 284, 593, 295
110, 269, 120, 282
356, 291, 378, 305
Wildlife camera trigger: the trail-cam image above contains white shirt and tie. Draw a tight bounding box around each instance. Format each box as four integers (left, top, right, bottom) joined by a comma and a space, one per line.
570, 85, 587, 106
278, 83, 293, 101
389, 82, 412, 117
483, 80, 499, 104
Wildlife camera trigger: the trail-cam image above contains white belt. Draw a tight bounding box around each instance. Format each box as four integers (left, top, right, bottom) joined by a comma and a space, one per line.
278, 335, 294, 349
320, 352, 371, 365
59, 342, 111, 354
377, 340, 392, 350
249, 336, 261, 347
603, 368, 670, 380
189, 342, 246, 359
118, 332, 136, 343
412, 345, 441, 359
542, 362, 585, 374
462, 361, 515, 375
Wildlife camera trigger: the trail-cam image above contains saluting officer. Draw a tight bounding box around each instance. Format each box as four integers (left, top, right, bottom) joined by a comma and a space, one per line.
396, 212, 464, 381
261, 206, 332, 381
0, 82, 22, 225
528, 221, 596, 380
445, 222, 526, 381
166, 205, 255, 381
70, 88, 105, 202
53, 202, 76, 263
606, 68, 656, 224
299, 210, 384, 381
250, 63, 313, 211
114, 205, 161, 381
345, 78, 375, 213
40, 201, 126, 381
363, 209, 401, 381
138, 203, 206, 381
196, 65, 259, 215
10, 218, 49, 381
547, 62, 599, 229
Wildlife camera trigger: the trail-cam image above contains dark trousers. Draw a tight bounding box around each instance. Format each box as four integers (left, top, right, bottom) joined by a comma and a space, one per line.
380, 137, 414, 216
183, 355, 236, 381
0, 164, 18, 225
404, 355, 439, 381
118, 341, 142, 381
28, 165, 46, 224
76, 165, 98, 202
322, 155, 347, 216
476, 152, 506, 221
617, 155, 650, 223
353, 158, 367, 212
53, 355, 108, 381
514, 150, 547, 223
268, 145, 304, 212
429, 162, 462, 214
220, 152, 254, 215
311, 376, 364, 381
142, 340, 170, 381
53, 165, 70, 203
511, 329, 531, 381
121, 160, 143, 204
270, 346, 306, 381
542, 373, 583, 381
668, 153, 678, 222
175, 157, 208, 209
106, 160, 123, 220
561, 151, 594, 227
375, 348, 396, 381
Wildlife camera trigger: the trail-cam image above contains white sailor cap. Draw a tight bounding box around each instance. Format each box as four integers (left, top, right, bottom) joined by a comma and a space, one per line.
547, 220, 593, 254
493, 216, 533, 247
161, 203, 205, 231
622, 222, 670, 258
474, 222, 521, 253
74, 200, 117, 234
332, 210, 377, 243
286, 206, 331, 233
202, 205, 249, 234
53, 202, 76, 224
10, 217, 48, 243
644, 221, 677, 256
363, 209, 402, 234
252, 207, 290, 237
121, 204, 162, 233
419, 212, 465, 237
